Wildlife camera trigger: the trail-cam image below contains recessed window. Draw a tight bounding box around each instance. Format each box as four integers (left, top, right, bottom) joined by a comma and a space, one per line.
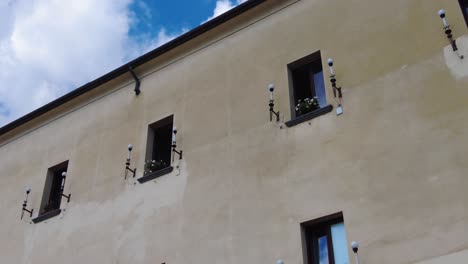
139, 115, 174, 183
288, 51, 328, 121
301, 212, 350, 264
285, 51, 332, 127
459, 0, 468, 26
38, 161, 68, 218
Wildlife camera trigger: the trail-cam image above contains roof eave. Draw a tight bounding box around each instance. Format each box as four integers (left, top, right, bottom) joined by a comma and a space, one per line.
0, 0, 267, 136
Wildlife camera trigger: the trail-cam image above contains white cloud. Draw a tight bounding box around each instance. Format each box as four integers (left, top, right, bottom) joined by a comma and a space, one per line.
0, 0, 182, 127
138, 28, 189, 55
0, 0, 247, 127
203, 0, 248, 23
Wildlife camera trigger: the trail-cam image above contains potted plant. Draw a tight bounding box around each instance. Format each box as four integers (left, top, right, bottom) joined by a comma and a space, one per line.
144, 160, 168, 175
295, 97, 319, 115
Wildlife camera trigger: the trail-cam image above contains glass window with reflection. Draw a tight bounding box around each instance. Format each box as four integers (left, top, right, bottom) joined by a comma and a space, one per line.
302, 213, 351, 264
288, 51, 327, 119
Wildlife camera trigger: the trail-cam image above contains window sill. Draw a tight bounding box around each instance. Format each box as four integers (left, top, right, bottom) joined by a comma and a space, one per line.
285, 105, 333, 127
137, 166, 174, 184
32, 209, 61, 224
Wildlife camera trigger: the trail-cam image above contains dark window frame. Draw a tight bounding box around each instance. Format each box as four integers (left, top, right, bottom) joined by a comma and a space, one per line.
301, 212, 345, 264
459, 0, 468, 27
140, 115, 174, 183
145, 115, 174, 168
287, 51, 332, 126
33, 161, 68, 223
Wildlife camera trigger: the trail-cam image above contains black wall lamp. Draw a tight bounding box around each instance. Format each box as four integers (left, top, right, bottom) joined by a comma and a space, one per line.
268, 84, 280, 122
438, 9, 463, 59
60, 172, 71, 203
20, 187, 34, 220
172, 127, 183, 161
327, 58, 344, 115
125, 144, 137, 179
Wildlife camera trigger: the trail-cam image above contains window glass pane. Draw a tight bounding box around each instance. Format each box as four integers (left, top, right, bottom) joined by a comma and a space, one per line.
313, 71, 327, 107
318, 235, 330, 264
331, 222, 350, 264
152, 121, 173, 166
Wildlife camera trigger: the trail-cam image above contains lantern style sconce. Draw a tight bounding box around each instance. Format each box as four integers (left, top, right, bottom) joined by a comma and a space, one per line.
268, 84, 280, 122
60, 172, 71, 203
328, 58, 343, 115
438, 9, 463, 58
125, 144, 137, 179
21, 187, 34, 220
351, 241, 360, 264
172, 127, 183, 161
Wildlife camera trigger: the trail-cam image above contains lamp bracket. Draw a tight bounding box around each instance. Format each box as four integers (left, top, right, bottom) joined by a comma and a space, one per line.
21, 204, 34, 220
269, 100, 280, 122
61, 192, 71, 203
125, 160, 137, 179
444, 25, 464, 58
172, 144, 183, 162
330, 74, 343, 99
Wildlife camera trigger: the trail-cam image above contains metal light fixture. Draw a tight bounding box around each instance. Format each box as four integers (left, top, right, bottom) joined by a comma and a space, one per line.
172, 127, 183, 161
438, 9, 463, 58
60, 172, 71, 203
125, 144, 137, 179
21, 187, 34, 220
268, 84, 280, 122
276, 260, 284, 264
351, 241, 360, 264
328, 58, 343, 115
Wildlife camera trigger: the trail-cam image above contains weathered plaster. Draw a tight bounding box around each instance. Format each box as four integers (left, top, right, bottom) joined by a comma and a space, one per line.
1, 0, 468, 263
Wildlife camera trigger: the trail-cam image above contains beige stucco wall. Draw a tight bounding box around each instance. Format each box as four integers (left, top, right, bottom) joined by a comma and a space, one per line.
1, 0, 468, 263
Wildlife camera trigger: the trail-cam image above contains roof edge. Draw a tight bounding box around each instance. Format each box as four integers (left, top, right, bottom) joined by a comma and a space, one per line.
0, 0, 267, 136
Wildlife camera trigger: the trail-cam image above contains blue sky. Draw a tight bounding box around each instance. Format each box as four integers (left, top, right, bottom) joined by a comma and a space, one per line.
0, 0, 246, 126
129, 0, 213, 38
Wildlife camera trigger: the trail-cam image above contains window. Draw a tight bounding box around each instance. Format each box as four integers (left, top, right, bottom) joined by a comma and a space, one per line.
38, 161, 68, 216
301, 213, 351, 264
459, 0, 468, 26
139, 115, 174, 183
288, 51, 328, 120
285, 51, 333, 127
145, 115, 173, 168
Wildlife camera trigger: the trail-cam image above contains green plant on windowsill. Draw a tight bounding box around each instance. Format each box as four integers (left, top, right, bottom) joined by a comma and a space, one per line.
295, 97, 319, 115
144, 160, 168, 175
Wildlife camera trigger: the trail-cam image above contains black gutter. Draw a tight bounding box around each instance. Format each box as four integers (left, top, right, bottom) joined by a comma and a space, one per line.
0, 0, 267, 136
128, 66, 140, 95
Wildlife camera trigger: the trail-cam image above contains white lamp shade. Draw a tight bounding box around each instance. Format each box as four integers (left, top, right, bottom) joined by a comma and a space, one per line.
438, 9, 446, 17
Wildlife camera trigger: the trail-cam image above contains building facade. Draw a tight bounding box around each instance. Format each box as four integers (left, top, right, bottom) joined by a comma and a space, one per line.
1, 0, 468, 263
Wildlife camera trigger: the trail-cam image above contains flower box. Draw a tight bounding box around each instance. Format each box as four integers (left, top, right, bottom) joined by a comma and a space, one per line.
137, 166, 174, 184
